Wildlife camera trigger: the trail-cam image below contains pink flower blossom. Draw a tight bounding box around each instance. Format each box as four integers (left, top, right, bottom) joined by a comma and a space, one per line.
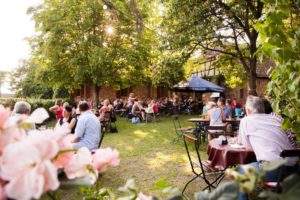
92, 148, 120, 172
0, 126, 26, 155
0, 105, 10, 129
0, 139, 59, 200
137, 192, 152, 200
53, 134, 76, 169
64, 147, 95, 180
26, 132, 59, 160
0, 179, 6, 200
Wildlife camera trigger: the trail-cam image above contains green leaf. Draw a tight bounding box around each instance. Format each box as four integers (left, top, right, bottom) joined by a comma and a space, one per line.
262, 159, 287, 171
194, 181, 239, 200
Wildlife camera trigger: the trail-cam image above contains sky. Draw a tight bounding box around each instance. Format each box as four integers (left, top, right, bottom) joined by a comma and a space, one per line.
0, 0, 41, 94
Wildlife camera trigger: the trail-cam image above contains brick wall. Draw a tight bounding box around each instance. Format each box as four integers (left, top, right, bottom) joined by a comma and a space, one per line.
225, 78, 269, 104
99, 86, 117, 100
132, 85, 150, 99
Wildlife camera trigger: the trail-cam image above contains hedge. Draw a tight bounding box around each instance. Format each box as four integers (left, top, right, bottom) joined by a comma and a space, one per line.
0, 98, 74, 119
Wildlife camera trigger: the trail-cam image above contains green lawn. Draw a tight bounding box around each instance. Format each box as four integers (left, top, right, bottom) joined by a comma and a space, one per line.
59, 115, 209, 199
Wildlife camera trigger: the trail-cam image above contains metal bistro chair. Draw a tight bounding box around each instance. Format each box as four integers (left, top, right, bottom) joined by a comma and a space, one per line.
145, 108, 156, 123
264, 148, 300, 191
205, 123, 230, 140
182, 134, 224, 196
172, 115, 193, 143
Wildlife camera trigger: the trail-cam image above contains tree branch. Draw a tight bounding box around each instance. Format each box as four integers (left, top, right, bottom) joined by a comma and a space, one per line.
217, 0, 251, 37
231, 24, 250, 72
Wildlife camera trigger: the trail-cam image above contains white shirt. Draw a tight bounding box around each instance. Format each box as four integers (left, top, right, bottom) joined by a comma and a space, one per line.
8, 113, 36, 130
238, 113, 298, 166
74, 110, 101, 150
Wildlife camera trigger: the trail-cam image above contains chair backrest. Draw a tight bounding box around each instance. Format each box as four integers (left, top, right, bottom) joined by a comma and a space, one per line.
206, 126, 226, 131
280, 148, 300, 158
206, 123, 229, 136
183, 134, 207, 178
172, 114, 182, 134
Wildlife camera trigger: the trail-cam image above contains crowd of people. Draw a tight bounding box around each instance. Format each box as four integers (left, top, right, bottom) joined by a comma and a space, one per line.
4, 92, 299, 200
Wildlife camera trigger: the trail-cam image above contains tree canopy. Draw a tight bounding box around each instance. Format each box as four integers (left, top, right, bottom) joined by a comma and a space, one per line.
256, 0, 300, 136
9, 59, 53, 99
28, 0, 155, 103
162, 0, 265, 95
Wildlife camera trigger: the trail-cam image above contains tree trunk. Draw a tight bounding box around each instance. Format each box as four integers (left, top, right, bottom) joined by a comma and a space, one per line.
247, 61, 257, 96
93, 84, 101, 108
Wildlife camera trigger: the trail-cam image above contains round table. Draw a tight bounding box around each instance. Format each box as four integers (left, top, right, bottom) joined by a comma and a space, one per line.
207, 139, 256, 170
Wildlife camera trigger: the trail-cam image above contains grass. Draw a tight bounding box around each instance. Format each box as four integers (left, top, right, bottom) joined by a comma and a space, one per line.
58, 115, 209, 199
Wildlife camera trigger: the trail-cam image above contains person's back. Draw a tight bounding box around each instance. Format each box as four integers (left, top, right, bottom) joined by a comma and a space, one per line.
132, 101, 141, 114
223, 99, 233, 118
209, 107, 223, 126
239, 113, 298, 165
74, 102, 100, 150
237, 96, 298, 200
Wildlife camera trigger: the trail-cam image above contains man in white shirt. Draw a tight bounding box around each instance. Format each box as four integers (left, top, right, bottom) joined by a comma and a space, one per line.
237, 96, 298, 200
9, 101, 35, 130
72, 102, 101, 150
238, 96, 298, 166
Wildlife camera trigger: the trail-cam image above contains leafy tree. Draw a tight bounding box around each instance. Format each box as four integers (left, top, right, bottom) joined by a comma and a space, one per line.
9, 59, 53, 99
162, 0, 265, 95
256, 0, 300, 136
28, 0, 152, 106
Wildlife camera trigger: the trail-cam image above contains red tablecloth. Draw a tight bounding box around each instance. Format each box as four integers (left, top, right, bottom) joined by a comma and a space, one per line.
207, 139, 256, 170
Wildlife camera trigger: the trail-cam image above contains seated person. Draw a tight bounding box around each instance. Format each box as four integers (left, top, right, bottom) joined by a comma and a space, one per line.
98, 99, 113, 122
132, 99, 145, 121
207, 101, 226, 140
72, 102, 101, 150
55, 105, 77, 133
224, 99, 233, 118
152, 100, 159, 114
237, 96, 299, 200
9, 101, 35, 130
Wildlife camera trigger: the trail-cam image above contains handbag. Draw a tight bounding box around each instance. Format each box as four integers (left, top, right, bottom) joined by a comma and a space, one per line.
131, 117, 140, 124
110, 126, 118, 133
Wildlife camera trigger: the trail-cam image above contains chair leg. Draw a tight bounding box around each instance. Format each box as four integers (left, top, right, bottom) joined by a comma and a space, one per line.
182, 174, 201, 195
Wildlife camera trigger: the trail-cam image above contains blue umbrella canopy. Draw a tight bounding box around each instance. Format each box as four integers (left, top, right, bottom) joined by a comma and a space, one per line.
173, 76, 225, 92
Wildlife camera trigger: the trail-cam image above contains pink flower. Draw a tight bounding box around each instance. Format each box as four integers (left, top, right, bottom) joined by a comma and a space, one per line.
92, 148, 120, 172
137, 192, 152, 200
0, 105, 10, 129
0, 139, 59, 200
53, 134, 76, 169
0, 126, 26, 155
26, 132, 59, 160
64, 147, 95, 180
0, 179, 6, 200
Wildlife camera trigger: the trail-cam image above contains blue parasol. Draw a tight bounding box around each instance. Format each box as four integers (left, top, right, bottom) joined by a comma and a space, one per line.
173, 76, 225, 92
